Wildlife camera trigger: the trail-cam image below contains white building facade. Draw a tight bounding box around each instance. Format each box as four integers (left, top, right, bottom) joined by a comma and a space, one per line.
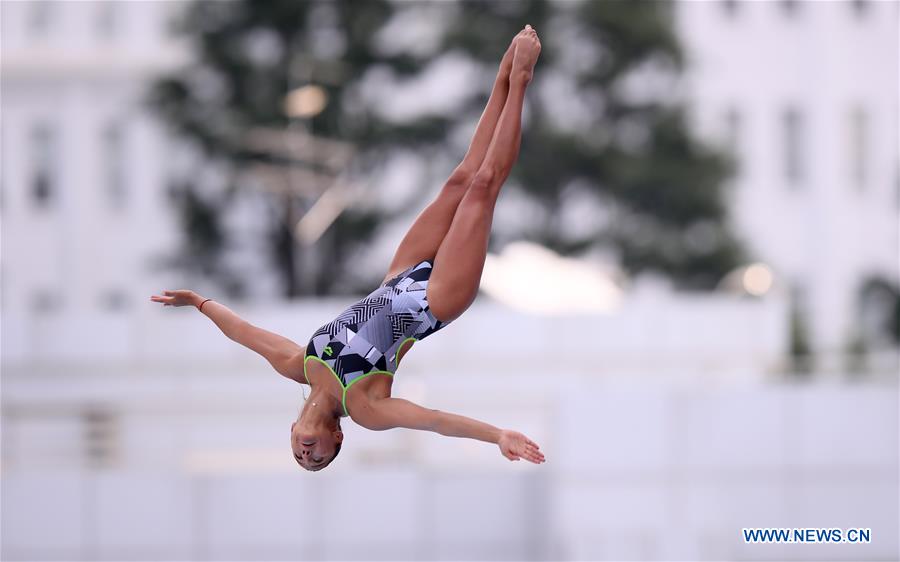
1, 1, 897, 364
1, 0, 190, 322
676, 0, 899, 365
1, 2, 898, 561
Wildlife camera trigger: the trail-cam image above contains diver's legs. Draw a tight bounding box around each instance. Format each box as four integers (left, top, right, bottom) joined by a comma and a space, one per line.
382, 30, 528, 284
381, 167, 473, 284
427, 29, 539, 322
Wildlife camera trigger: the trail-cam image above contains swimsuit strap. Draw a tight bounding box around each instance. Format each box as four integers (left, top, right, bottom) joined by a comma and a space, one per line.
303, 355, 394, 417
304, 355, 350, 416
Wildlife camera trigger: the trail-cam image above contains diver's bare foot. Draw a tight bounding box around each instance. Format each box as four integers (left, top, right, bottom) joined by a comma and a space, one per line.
512, 24, 541, 84
500, 28, 530, 78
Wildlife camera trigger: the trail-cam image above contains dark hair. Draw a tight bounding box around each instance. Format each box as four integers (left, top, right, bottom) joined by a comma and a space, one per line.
326, 418, 342, 466
327, 441, 342, 465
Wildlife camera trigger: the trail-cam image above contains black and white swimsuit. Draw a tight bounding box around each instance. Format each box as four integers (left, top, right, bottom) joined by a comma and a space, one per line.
303, 260, 451, 416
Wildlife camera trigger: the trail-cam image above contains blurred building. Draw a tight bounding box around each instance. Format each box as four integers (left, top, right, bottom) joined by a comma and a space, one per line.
676, 0, 899, 367
1, 1, 897, 367
1, 0, 191, 324
1, 2, 898, 562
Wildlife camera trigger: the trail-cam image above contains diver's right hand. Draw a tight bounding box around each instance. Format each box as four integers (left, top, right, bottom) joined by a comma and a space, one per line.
150, 289, 203, 308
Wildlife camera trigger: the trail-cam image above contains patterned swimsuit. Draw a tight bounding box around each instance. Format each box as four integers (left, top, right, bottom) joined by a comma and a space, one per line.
304, 260, 451, 416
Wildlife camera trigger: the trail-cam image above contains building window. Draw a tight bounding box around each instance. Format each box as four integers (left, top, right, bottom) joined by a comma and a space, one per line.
30, 123, 57, 209
99, 289, 128, 311
724, 106, 741, 154
895, 160, 899, 209
166, 179, 182, 205
103, 121, 127, 210
0, 125, 6, 213
722, 0, 740, 18
32, 288, 62, 314
27, 0, 54, 36
848, 106, 868, 190
789, 279, 813, 371
851, 0, 870, 18
95, 1, 118, 38
721, 105, 742, 180
782, 107, 805, 188
789, 280, 808, 313
780, 0, 801, 17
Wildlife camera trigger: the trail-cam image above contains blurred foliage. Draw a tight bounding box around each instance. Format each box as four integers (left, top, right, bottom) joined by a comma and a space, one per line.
893, 296, 900, 344
159, 178, 247, 297
149, 0, 410, 296
148, 0, 743, 297
844, 330, 868, 375
789, 303, 814, 375
858, 276, 900, 347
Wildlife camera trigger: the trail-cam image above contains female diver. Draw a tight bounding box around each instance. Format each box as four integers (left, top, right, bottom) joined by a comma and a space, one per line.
151, 26, 545, 471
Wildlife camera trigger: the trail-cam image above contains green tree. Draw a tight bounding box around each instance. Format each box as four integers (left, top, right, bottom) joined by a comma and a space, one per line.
789, 303, 814, 375
149, 0, 440, 296
440, 0, 743, 288
149, 0, 743, 297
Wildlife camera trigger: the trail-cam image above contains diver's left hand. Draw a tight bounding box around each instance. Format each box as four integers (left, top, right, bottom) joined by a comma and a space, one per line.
498, 429, 545, 464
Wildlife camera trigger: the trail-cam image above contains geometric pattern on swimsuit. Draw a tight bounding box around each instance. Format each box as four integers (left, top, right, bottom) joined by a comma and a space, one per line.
305, 259, 451, 394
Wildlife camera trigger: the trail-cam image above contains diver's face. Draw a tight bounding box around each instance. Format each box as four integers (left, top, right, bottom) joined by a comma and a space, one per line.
291, 422, 340, 471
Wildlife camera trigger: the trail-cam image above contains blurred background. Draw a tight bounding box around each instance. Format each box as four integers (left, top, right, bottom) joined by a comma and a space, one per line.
1, 0, 898, 560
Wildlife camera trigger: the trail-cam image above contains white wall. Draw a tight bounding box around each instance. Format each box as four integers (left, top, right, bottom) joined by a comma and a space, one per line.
2, 375, 896, 561
1, 0, 190, 319
2, 2, 898, 560
676, 1, 900, 364
3, 300, 899, 560
1, 296, 788, 374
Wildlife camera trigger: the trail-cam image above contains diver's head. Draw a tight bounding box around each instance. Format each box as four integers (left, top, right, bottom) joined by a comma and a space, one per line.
290, 400, 343, 471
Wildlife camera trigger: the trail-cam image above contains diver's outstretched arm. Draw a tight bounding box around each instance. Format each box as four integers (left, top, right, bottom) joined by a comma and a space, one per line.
150, 289, 306, 383
358, 396, 546, 464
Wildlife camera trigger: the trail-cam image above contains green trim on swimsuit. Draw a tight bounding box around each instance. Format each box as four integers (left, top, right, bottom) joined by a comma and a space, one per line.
342, 369, 394, 416
396, 337, 417, 362
302, 337, 419, 417
303, 355, 344, 388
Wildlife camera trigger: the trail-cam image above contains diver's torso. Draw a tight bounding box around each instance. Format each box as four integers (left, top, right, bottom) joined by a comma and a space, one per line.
305, 260, 447, 386
304, 339, 416, 417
